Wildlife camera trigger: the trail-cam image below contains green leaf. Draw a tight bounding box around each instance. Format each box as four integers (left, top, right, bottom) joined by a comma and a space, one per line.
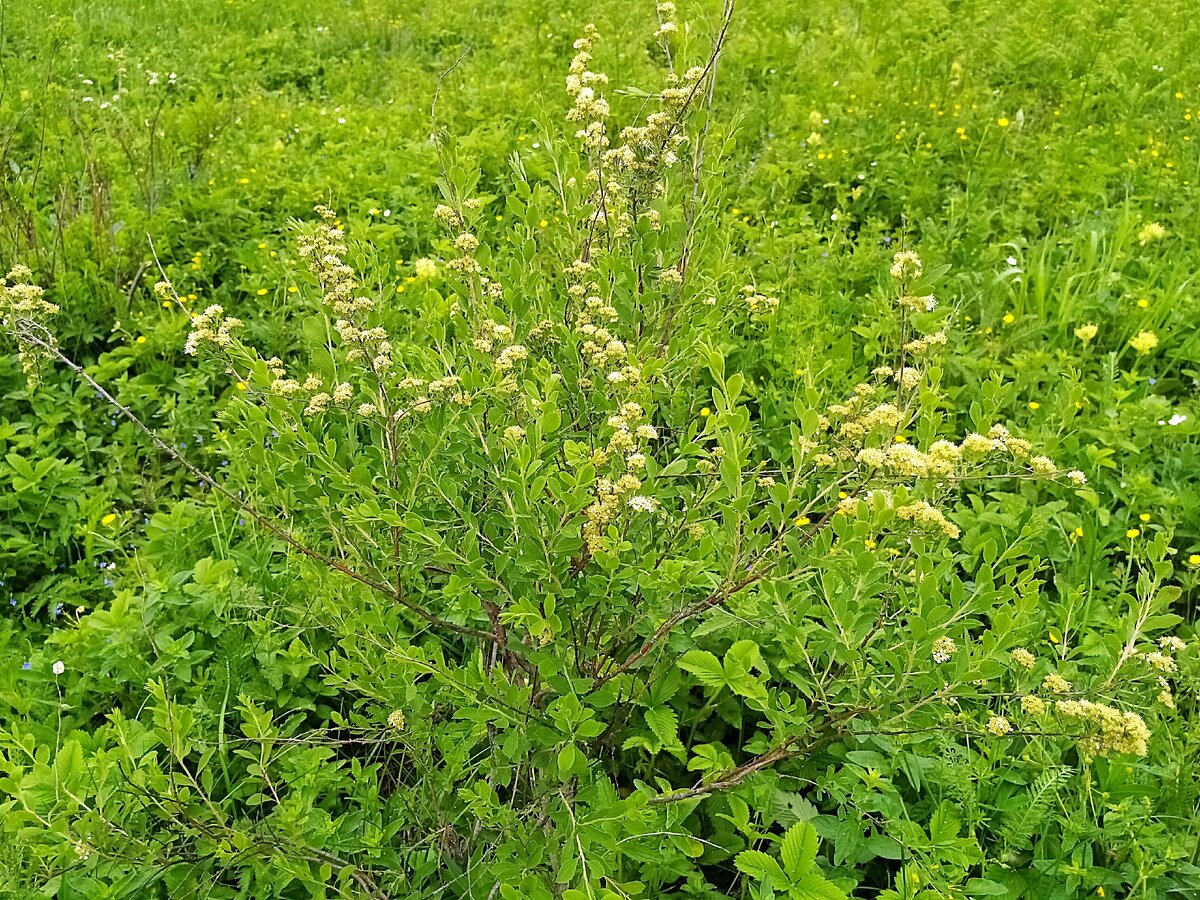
735, 849, 787, 885
644, 706, 680, 747
679, 650, 727, 692
558, 742, 580, 780
726, 372, 745, 405
963, 879, 1009, 896
727, 639, 766, 674
781, 822, 818, 879
55, 741, 87, 797
790, 871, 848, 900
728, 674, 768, 703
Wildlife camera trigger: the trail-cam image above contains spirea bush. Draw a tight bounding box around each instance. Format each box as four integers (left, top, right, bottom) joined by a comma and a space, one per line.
1, 6, 1194, 899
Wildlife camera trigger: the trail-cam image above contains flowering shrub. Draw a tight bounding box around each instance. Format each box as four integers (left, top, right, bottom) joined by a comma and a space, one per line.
1, 2, 1198, 898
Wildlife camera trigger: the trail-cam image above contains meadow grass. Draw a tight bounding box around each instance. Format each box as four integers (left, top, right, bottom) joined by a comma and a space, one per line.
2, 1, 1199, 897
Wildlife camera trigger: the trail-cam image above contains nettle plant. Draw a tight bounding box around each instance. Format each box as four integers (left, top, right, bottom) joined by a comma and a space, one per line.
0, 7, 1189, 900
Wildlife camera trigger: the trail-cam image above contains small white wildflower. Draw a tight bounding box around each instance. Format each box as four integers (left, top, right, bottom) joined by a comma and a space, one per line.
931, 636, 957, 664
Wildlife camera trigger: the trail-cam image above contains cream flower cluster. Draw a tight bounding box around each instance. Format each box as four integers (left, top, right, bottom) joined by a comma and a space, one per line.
0, 265, 60, 387
388, 374, 472, 417
739, 284, 779, 317
184, 304, 243, 356
566, 24, 610, 154
889, 250, 923, 281
894, 500, 960, 538
298, 206, 393, 373
600, 66, 705, 205
654, 1, 679, 40
932, 636, 957, 663
565, 259, 640, 389
578, 401, 662, 552
583, 473, 645, 554
565, 23, 706, 242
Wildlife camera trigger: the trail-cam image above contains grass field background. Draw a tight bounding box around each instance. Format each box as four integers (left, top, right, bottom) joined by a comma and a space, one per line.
2, 0, 1199, 896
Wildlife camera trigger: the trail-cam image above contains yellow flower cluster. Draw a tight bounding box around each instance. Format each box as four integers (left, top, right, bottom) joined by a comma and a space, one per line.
467, 317, 529, 377
1136, 221, 1168, 245
894, 500, 961, 538
1054, 699, 1150, 758
903, 330, 947, 354
0, 265, 59, 387
578, 400, 662, 552
1020, 694, 1047, 715
272, 377, 358, 418
1010, 647, 1037, 669
565, 260, 640, 388
427, 374, 472, 407
854, 442, 956, 477
1042, 673, 1071, 694
566, 24, 704, 241
986, 715, 1013, 736
472, 319, 512, 354
1129, 331, 1158, 355
297, 206, 363, 316
600, 402, 658, 466
1143, 650, 1178, 674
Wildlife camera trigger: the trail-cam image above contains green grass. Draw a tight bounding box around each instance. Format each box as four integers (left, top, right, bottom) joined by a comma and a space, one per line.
2, 0, 1199, 897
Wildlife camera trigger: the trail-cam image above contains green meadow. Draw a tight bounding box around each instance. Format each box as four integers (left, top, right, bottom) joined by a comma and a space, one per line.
1, 0, 1198, 897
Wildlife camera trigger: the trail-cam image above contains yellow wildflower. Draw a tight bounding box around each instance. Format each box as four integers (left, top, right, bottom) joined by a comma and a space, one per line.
1129, 331, 1158, 354
1137, 222, 1168, 245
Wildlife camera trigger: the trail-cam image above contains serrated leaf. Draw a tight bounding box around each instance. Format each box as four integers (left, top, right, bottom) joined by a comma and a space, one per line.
781, 822, 818, 879
728, 674, 768, 703
735, 849, 787, 884
727, 639, 767, 676
644, 706, 680, 747
54, 741, 87, 797
679, 650, 727, 692
790, 871, 848, 900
